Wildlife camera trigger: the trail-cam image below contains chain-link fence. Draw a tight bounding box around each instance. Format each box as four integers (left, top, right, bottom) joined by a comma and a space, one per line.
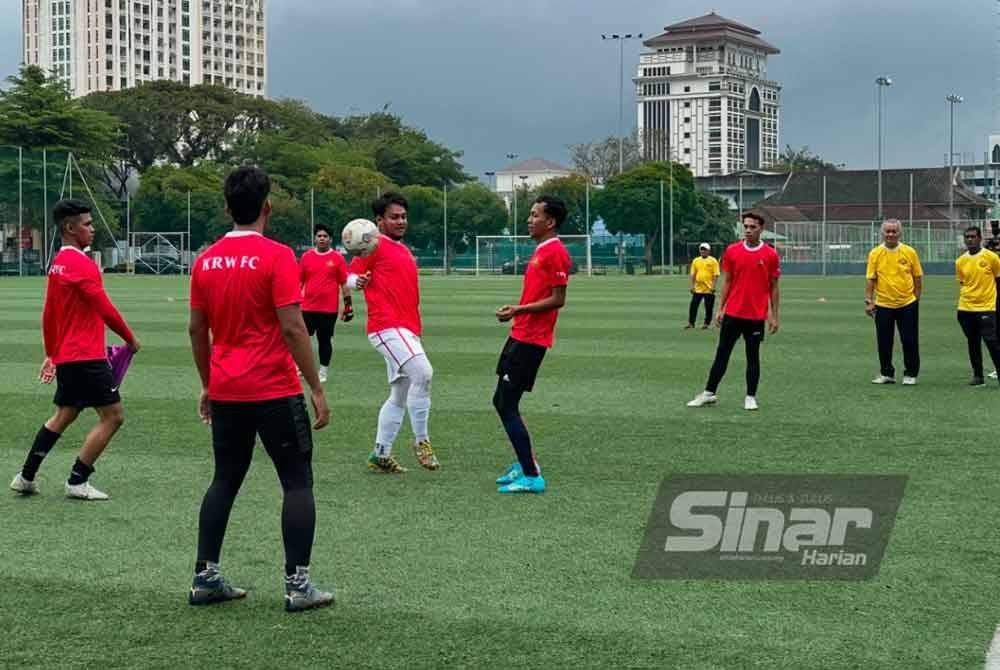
3, 147, 991, 277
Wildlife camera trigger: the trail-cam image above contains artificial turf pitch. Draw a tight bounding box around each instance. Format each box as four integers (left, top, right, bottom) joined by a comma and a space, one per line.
1, 274, 997, 669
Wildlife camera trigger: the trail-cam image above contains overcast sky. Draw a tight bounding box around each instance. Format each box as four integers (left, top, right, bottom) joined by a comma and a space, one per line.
1, 0, 996, 178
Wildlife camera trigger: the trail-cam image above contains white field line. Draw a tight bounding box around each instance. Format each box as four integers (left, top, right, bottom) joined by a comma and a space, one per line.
984, 625, 1000, 670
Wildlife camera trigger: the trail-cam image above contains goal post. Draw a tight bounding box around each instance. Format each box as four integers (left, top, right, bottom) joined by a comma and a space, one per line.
474, 235, 592, 276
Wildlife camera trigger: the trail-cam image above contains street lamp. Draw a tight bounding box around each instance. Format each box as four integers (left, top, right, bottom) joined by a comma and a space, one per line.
875, 76, 892, 220
484, 171, 496, 191
505, 154, 518, 270
946, 94, 964, 220
515, 175, 529, 268
602, 32, 643, 175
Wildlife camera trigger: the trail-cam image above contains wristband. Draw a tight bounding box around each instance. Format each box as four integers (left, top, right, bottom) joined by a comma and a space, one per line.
343, 295, 353, 307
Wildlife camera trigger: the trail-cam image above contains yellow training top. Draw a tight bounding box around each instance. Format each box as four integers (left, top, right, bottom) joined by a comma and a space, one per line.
955, 248, 1000, 312
690, 256, 720, 294
866, 243, 923, 308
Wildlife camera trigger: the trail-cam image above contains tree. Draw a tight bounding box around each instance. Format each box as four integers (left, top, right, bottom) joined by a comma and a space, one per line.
132, 163, 230, 250
0, 66, 118, 157
592, 161, 699, 272
400, 185, 443, 252
444, 183, 507, 256
332, 113, 470, 186
694, 191, 738, 246
0, 67, 121, 245
771, 145, 840, 173
311, 163, 395, 238
536, 174, 590, 235
568, 133, 641, 184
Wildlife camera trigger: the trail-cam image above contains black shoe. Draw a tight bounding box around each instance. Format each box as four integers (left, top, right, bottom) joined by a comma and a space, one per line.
971, 376, 986, 387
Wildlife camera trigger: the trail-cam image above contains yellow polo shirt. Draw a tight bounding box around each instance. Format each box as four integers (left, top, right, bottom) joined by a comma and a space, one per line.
956, 248, 1000, 312
690, 256, 720, 294
866, 243, 923, 308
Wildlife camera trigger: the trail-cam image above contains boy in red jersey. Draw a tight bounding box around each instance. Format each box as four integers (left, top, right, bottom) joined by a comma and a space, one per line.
299, 223, 352, 383
187, 167, 333, 612
11, 199, 140, 501
348, 192, 439, 474
493, 196, 572, 494
687, 212, 780, 411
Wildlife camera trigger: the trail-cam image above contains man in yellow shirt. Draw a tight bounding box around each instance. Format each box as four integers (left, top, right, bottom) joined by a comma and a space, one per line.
955, 226, 1000, 386
864, 219, 923, 385
687, 243, 720, 329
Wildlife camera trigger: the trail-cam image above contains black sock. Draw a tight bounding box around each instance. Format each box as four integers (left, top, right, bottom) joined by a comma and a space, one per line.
67, 458, 94, 486
21, 426, 62, 481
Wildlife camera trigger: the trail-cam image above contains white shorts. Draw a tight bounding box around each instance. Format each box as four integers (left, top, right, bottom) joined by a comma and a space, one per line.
369, 327, 426, 383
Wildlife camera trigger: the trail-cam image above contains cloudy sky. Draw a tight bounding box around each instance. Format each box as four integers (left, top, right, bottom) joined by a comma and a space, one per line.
1, 0, 996, 177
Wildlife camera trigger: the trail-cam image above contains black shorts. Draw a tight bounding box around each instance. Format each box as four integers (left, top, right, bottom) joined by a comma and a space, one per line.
53, 359, 121, 408
720, 315, 766, 343
302, 311, 337, 336
496, 337, 547, 392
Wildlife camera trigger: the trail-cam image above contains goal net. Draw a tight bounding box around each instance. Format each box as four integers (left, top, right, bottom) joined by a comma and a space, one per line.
132, 232, 187, 275
474, 235, 592, 276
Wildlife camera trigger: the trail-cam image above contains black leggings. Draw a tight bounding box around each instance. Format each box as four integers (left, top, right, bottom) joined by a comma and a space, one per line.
303, 312, 337, 367
197, 395, 315, 570
688, 292, 716, 326
706, 316, 764, 396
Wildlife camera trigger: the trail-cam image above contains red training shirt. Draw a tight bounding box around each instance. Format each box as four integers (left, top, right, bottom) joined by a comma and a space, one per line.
190, 231, 303, 402
348, 236, 421, 335
299, 248, 348, 313
511, 237, 572, 349
43, 246, 134, 365
720, 241, 781, 321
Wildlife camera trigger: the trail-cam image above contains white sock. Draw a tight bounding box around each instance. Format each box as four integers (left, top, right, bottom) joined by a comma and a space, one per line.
400, 355, 433, 443
407, 394, 430, 443
375, 400, 406, 457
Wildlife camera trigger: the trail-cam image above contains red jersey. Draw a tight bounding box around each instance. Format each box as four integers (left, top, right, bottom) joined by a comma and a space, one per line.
511, 237, 571, 348
348, 236, 421, 335
299, 248, 347, 313
43, 246, 134, 365
720, 241, 781, 321
190, 231, 303, 402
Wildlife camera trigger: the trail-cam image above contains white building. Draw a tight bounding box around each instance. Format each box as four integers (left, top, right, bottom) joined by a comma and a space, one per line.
22, 0, 267, 98
493, 158, 573, 210
635, 12, 781, 177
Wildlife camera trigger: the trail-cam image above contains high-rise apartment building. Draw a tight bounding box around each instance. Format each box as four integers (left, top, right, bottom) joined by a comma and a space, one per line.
635, 12, 780, 177
22, 0, 267, 98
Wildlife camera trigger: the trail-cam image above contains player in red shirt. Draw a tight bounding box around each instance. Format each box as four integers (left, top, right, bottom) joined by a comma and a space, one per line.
687, 212, 780, 411
10, 199, 140, 501
348, 192, 438, 474
187, 167, 333, 612
299, 223, 352, 383
493, 196, 572, 494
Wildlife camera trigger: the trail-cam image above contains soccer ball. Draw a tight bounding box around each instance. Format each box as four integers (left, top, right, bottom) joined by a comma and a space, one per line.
341, 219, 380, 256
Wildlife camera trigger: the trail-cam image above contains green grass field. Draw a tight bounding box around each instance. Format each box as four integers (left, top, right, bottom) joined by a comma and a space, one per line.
2, 274, 998, 669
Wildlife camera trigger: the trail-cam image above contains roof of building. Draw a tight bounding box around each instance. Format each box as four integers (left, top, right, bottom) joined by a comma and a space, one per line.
644, 12, 779, 54
751, 168, 991, 223
497, 158, 573, 175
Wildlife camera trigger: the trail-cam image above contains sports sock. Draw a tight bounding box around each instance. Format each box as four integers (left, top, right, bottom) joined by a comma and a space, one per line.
375, 399, 405, 457
21, 425, 62, 481
67, 457, 94, 486
501, 415, 539, 477
406, 394, 431, 443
